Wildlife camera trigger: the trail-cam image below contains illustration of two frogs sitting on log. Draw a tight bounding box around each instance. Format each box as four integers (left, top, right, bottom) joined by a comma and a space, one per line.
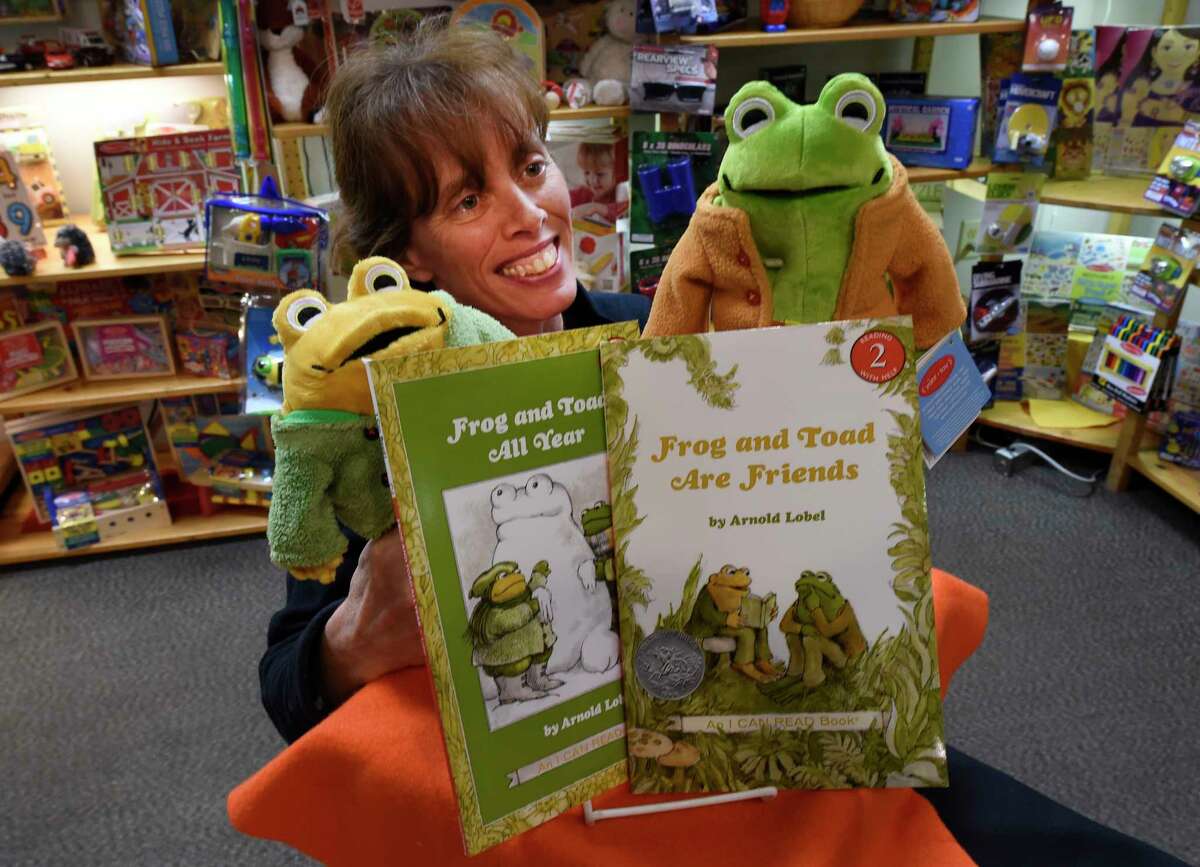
685, 565, 867, 687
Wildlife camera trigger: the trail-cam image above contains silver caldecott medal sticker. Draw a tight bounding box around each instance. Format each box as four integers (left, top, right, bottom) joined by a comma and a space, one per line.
634, 630, 706, 700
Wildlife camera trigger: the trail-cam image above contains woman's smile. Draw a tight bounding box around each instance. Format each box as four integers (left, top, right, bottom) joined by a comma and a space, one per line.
498, 238, 561, 280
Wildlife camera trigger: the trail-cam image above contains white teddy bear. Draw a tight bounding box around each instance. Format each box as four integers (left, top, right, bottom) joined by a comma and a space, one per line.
579, 0, 635, 106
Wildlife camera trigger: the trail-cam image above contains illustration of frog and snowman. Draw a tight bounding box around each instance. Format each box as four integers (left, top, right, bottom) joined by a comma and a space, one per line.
445, 455, 620, 731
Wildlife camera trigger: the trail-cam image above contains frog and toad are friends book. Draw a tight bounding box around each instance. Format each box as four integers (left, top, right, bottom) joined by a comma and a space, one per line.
365, 323, 637, 855
600, 319, 947, 795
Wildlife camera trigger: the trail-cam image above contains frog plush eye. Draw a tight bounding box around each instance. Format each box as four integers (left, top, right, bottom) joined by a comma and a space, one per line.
363, 260, 408, 293
284, 295, 328, 332
834, 89, 878, 132
731, 97, 775, 140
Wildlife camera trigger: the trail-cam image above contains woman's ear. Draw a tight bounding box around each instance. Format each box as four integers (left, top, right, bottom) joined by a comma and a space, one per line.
399, 250, 435, 284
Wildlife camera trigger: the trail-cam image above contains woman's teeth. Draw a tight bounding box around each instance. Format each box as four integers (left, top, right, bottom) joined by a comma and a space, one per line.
501, 243, 557, 278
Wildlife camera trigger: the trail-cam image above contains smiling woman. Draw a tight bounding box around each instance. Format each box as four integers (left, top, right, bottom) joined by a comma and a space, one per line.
324, 17, 602, 336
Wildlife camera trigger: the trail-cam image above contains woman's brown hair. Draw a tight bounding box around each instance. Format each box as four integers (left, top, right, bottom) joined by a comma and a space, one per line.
324, 16, 548, 264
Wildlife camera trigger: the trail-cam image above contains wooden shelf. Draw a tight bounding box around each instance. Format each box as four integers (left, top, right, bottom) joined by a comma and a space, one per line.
0, 484, 266, 566
0, 217, 204, 288
1039, 174, 1160, 216
1130, 450, 1200, 513
976, 400, 1134, 454
275, 104, 632, 141
907, 158, 992, 185
0, 374, 243, 415
0, 61, 223, 88
679, 15, 1023, 47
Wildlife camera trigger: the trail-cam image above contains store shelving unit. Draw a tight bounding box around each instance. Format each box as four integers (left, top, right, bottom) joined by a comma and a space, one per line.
679, 14, 1023, 47
0, 374, 243, 415
0, 61, 223, 88
0, 217, 204, 289
1129, 450, 1200, 512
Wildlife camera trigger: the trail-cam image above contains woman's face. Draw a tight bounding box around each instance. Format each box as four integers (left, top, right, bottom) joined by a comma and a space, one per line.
402, 125, 575, 331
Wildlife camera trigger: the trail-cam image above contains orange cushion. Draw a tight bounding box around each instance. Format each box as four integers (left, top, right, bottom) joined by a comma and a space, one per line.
229, 568, 988, 866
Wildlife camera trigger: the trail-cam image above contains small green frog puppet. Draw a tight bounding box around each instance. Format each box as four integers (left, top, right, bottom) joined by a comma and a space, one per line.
267, 257, 515, 583
780, 570, 867, 687
644, 74, 965, 349
468, 560, 561, 703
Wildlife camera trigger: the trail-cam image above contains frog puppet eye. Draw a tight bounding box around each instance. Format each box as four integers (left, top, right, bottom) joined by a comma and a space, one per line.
834, 89, 878, 132
284, 295, 328, 332
363, 260, 408, 293
491, 483, 517, 507
731, 97, 775, 140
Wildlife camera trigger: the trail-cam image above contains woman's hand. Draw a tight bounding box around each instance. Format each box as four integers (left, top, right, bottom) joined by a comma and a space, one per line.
319, 528, 425, 706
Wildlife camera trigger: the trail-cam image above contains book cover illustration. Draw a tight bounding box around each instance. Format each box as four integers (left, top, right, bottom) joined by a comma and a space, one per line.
366, 323, 638, 855
601, 320, 946, 795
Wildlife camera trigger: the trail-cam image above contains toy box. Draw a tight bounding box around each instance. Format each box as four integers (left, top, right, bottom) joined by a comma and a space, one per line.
889, 0, 979, 23
96, 130, 238, 253
1160, 410, 1200, 468
630, 131, 722, 250
6, 404, 163, 524
175, 324, 239, 378
994, 75, 1062, 167
884, 96, 979, 169
0, 320, 77, 402
241, 294, 284, 414
0, 145, 47, 252
630, 43, 719, 116
0, 119, 68, 222
205, 177, 329, 293
72, 315, 175, 380
112, 0, 180, 65
160, 395, 273, 498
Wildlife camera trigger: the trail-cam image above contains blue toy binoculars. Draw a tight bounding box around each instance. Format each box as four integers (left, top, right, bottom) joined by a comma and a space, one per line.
637, 157, 697, 225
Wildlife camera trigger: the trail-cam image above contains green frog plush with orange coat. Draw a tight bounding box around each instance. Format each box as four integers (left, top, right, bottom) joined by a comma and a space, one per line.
644, 74, 965, 349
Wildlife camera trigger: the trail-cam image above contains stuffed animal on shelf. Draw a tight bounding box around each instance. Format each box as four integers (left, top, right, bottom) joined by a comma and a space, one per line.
0, 239, 36, 277
579, 0, 635, 106
256, 0, 328, 124
267, 257, 516, 583
643, 74, 965, 349
54, 225, 95, 268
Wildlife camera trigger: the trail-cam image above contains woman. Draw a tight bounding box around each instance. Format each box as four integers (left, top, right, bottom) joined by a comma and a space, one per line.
259, 19, 648, 744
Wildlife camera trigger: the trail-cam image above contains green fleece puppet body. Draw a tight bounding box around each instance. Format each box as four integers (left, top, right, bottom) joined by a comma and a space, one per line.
266, 257, 515, 583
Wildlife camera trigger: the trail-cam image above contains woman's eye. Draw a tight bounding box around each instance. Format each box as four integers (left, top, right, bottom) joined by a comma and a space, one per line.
457, 194, 479, 212
525, 159, 547, 178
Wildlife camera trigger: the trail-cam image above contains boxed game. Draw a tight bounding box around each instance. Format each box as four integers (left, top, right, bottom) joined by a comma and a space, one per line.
884, 96, 979, 170
72, 315, 175, 380
0, 320, 77, 402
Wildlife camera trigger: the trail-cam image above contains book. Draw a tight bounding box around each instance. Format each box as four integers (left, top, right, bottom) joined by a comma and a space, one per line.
365, 323, 638, 855
600, 319, 947, 795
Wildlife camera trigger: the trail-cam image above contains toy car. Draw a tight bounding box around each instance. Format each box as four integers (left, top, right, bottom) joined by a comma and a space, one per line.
61, 29, 114, 67
42, 40, 75, 70
15, 36, 47, 67
0, 50, 35, 73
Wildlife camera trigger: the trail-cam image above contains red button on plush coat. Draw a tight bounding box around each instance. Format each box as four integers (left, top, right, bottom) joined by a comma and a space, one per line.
745, 290, 761, 306
736, 250, 751, 267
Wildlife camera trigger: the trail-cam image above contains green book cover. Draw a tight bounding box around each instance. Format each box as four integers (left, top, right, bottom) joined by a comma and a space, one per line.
365, 322, 637, 856
601, 319, 948, 795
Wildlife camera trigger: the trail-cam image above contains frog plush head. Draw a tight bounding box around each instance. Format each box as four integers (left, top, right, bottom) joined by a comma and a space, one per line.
718, 74, 892, 205
273, 257, 450, 415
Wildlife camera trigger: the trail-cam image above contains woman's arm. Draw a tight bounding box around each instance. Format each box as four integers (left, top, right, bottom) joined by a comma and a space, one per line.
259, 531, 363, 744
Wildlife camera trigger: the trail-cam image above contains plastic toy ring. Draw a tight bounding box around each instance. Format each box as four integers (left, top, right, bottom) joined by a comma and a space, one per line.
1150, 256, 1183, 281
1169, 155, 1200, 182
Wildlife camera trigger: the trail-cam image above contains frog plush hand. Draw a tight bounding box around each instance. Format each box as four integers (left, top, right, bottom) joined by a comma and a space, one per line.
267, 257, 516, 583
644, 74, 966, 349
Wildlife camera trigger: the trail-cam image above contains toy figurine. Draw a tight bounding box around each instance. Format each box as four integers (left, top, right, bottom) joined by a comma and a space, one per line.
267, 257, 515, 583
643, 74, 965, 349
760, 0, 790, 32
54, 224, 95, 268
579, 0, 634, 106
0, 239, 36, 277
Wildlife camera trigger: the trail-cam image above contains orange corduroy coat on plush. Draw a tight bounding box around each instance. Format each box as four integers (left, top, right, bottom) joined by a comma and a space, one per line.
644, 157, 966, 349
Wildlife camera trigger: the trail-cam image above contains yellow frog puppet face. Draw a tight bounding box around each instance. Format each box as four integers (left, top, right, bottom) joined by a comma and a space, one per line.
273, 257, 450, 415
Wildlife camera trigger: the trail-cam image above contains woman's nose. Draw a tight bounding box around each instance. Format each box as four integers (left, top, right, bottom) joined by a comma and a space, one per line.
498, 182, 545, 236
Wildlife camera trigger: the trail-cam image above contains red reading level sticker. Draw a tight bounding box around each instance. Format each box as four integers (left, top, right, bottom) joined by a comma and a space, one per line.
850, 330, 905, 384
